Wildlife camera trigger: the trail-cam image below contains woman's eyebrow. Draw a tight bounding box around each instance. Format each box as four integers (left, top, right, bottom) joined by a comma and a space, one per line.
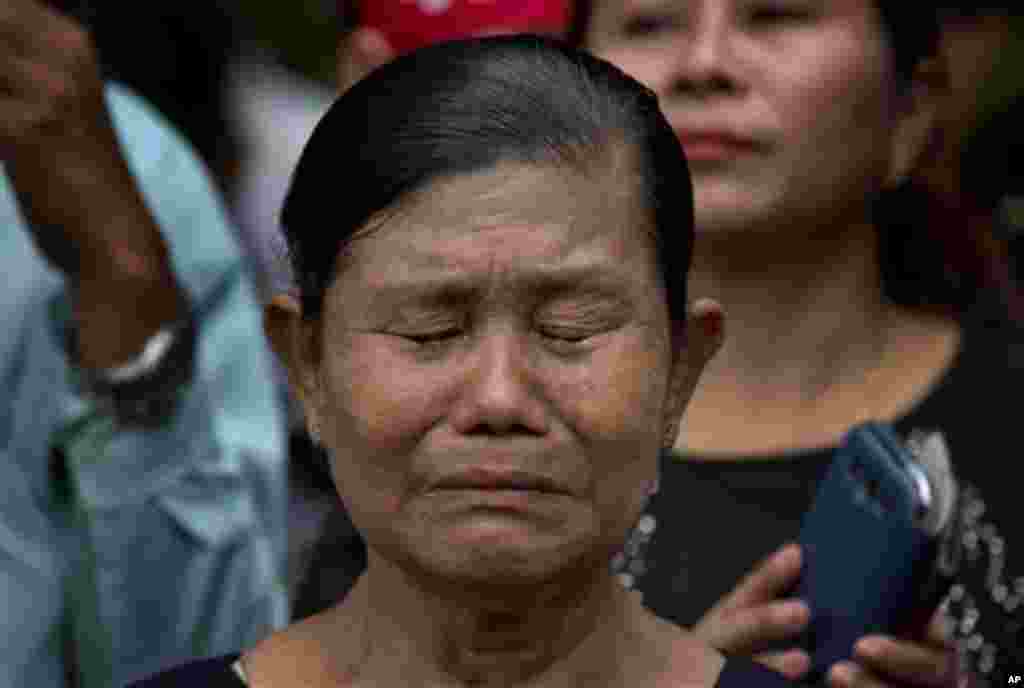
367, 264, 634, 301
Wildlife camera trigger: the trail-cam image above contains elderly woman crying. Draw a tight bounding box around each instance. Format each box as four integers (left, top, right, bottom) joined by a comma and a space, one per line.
127, 34, 801, 688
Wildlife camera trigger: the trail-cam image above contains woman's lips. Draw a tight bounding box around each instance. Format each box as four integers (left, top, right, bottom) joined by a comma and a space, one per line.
675, 130, 759, 162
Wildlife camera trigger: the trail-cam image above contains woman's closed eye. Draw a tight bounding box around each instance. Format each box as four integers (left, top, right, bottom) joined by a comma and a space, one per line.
400, 328, 462, 345
537, 318, 625, 352
539, 326, 598, 344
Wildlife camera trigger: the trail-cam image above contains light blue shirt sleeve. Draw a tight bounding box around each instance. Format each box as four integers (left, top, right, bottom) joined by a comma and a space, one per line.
0, 83, 288, 688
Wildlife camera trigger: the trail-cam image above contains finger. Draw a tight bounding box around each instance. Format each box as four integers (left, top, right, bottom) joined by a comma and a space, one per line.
753, 649, 812, 680
0, 0, 86, 69
0, 0, 57, 54
828, 661, 887, 688
695, 599, 809, 654
708, 543, 803, 613
0, 60, 71, 150
0, 96, 48, 149
923, 606, 956, 650
854, 635, 956, 688
0, 51, 65, 99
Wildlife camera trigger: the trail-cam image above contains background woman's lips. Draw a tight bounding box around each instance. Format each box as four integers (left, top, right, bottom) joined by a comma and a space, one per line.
675, 131, 759, 162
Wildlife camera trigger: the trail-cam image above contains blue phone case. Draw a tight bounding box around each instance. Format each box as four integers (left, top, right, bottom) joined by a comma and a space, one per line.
796, 422, 940, 681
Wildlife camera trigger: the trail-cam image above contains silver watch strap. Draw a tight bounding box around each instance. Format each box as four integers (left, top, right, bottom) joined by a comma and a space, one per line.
70, 309, 197, 427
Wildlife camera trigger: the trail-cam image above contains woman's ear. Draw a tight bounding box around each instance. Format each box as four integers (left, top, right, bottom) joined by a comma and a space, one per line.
264, 294, 323, 436
887, 54, 950, 189
663, 298, 725, 448
336, 26, 396, 94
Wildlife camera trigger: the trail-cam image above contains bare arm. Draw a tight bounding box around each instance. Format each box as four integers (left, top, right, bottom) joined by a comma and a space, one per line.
0, 0, 187, 370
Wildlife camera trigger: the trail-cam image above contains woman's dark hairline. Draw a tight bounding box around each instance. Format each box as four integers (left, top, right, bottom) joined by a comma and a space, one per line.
281, 33, 690, 336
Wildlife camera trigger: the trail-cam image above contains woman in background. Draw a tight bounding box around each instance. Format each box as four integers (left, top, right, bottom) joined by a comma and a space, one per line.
574, 1, 1022, 686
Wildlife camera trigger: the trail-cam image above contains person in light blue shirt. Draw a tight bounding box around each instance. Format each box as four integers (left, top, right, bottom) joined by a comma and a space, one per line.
0, 2, 288, 686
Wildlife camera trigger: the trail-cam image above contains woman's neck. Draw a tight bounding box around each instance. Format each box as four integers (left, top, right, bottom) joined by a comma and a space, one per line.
679, 221, 959, 456
322, 556, 721, 688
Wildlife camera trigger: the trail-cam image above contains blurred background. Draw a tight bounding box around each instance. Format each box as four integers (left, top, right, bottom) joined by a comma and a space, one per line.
76, 0, 1024, 619
83, 0, 347, 612
82, 0, 1024, 311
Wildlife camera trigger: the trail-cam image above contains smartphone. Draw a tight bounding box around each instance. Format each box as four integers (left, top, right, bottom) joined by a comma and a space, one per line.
795, 422, 961, 681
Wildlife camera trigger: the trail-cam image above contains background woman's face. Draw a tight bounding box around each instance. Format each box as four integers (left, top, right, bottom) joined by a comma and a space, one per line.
309, 160, 691, 589
586, 0, 906, 238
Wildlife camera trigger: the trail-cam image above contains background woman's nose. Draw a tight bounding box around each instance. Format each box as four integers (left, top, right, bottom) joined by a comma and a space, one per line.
667, 10, 740, 99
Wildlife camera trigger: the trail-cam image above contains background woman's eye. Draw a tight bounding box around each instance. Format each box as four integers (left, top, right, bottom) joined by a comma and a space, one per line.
622, 14, 677, 38
747, 5, 814, 24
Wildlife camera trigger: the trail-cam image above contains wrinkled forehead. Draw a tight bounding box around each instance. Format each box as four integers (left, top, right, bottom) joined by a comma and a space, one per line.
338, 161, 656, 288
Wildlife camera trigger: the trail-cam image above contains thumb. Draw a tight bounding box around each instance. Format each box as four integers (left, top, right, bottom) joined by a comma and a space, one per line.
753, 650, 812, 680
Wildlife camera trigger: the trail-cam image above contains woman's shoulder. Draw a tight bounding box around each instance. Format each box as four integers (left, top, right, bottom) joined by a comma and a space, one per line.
239, 607, 364, 687
125, 653, 245, 687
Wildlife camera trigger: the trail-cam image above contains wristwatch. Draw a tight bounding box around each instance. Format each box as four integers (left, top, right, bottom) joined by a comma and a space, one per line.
71, 308, 198, 427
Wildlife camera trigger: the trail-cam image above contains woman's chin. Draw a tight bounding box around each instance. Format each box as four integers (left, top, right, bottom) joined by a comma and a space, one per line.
401, 527, 604, 589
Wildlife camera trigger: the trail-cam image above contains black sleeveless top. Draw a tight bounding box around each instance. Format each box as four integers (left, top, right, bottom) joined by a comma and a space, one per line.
622, 307, 1024, 686
127, 652, 800, 687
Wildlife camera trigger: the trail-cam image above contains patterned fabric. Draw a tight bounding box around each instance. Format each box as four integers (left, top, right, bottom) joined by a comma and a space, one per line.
944, 485, 1023, 679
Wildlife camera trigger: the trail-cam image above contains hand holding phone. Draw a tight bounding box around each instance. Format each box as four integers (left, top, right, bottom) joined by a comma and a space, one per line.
795, 422, 961, 682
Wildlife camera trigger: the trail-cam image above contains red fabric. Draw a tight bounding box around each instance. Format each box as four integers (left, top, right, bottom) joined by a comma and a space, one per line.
358, 0, 571, 56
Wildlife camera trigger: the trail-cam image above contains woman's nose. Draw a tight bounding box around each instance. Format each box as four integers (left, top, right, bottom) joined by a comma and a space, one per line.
448, 330, 549, 437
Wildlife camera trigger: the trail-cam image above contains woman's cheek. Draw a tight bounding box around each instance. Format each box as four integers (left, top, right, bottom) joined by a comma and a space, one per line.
556, 339, 668, 443
591, 47, 666, 95
328, 344, 450, 450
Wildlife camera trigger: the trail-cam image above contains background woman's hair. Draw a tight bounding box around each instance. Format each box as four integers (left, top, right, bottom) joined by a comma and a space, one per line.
281, 33, 693, 336
567, 1, 998, 317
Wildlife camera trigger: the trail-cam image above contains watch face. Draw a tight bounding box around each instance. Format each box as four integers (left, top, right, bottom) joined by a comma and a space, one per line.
75, 317, 198, 428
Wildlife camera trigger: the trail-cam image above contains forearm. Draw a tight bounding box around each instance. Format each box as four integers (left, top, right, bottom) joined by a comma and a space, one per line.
0, 4, 188, 372
6, 123, 190, 371
71, 214, 189, 371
